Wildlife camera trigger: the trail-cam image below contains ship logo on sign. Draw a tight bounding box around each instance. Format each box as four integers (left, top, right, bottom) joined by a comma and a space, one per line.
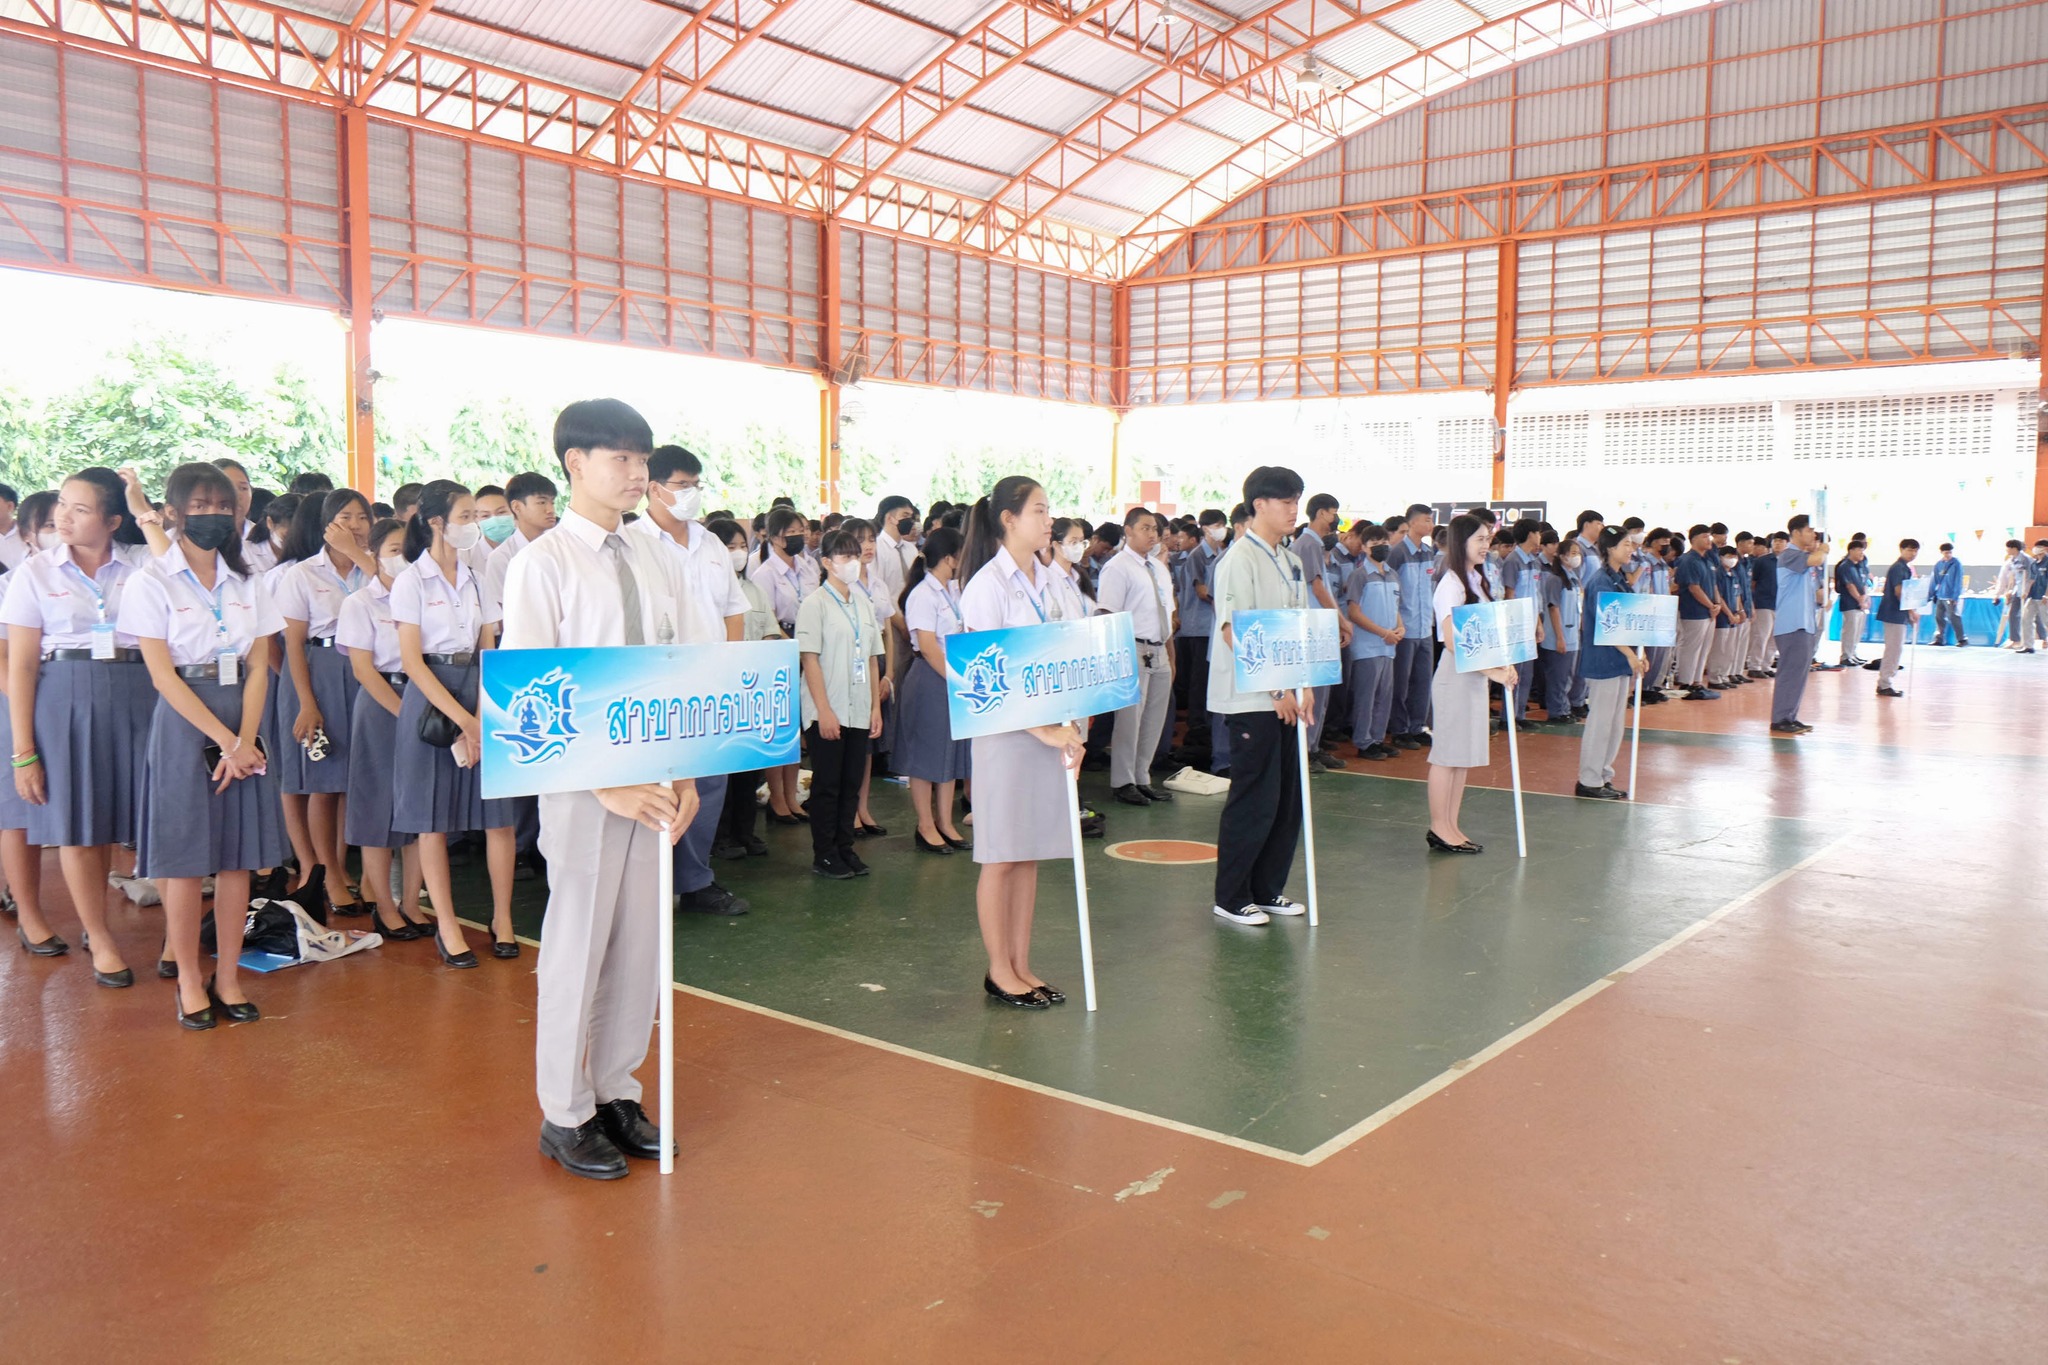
496, 667, 579, 764
1600, 600, 1625, 637
954, 644, 1012, 716
1237, 621, 1268, 675
1458, 614, 1491, 659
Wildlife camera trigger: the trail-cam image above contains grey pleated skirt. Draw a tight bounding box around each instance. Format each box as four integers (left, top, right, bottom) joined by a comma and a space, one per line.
274, 643, 359, 795
0, 702, 29, 833
892, 658, 970, 783
969, 728, 1073, 865
344, 681, 412, 849
136, 679, 289, 878
1427, 647, 1491, 769
392, 661, 519, 835
23, 658, 154, 848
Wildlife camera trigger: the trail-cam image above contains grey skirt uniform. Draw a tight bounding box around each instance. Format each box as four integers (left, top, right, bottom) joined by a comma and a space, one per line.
892, 658, 970, 783
274, 644, 359, 795
1427, 647, 1491, 768
969, 729, 1071, 865
392, 660, 518, 835
0, 702, 29, 833
136, 680, 289, 878
344, 679, 412, 849
24, 657, 154, 848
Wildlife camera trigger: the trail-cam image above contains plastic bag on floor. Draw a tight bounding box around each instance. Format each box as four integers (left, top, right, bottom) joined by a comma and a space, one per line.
200, 898, 380, 965
1162, 765, 1230, 797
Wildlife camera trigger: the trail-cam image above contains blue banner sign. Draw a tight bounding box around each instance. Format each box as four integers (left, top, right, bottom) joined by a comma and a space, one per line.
944, 615, 1140, 740
1230, 608, 1344, 693
1898, 576, 1932, 612
1591, 592, 1679, 647
1450, 596, 1539, 672
479, 641, 802, 799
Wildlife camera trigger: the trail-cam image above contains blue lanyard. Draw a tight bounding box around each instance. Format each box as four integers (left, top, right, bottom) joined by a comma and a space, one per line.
1015, 567, 1048, 623
928, 579, 963, 628
177, 566, 230, 643
61, 559, 114, 623
1248, 536, 1300, 605
826, 584, 863, 655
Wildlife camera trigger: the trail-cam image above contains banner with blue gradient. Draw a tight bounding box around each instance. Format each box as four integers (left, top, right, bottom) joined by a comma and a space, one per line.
1450, 597, 1539, 672
479, 641, 802, 799
1229, 608, 1344, 693
1591, 593, 1679, 647
943, 615, 1140, 739
1898, 576, 1931, 612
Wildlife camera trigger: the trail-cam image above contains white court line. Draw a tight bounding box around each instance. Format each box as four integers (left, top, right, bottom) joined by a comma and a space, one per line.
459, 831, 1848, 1170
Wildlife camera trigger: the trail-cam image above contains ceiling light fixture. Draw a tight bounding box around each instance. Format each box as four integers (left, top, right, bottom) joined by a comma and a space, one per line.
1159, 0, 1183, 27
1295, 59, 1329, 98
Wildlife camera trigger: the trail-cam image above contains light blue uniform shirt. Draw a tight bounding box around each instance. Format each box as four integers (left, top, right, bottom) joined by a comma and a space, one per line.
1386, 535, 1437, 639
1343, 560, 1399, 662
1540, 569, 1580, 652
1775, 547, 1820, 635
1176, 541, 1218, 639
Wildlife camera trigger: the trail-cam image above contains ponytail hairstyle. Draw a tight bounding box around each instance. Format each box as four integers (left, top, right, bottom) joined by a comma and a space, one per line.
367, 517, 406, 575
162, 461, 252, 577
258, 492, 301, 552
1049, 515, 1097, 601
17, 490, 57, 547
958, 475, 1042, 586
899, 524, 963, 615
1434, 512, 1492, 603
761, 506, 806, 563
402, 479, 471, 563
1540, 526, 1568, 585
64, 466, 145, 546
284, 487, 371, 565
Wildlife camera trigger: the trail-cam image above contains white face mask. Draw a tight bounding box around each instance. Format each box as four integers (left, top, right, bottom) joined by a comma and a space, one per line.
1562, 554, 1582, 570
1205, 524, 1226, 542
728, 546, 748, 572
667, 485, 702, 521
379, 554, 407, 580
444, 522, 482, 551
1061, 541, 1086, 564
36, 528, 60, 551
831, 557, 861, 585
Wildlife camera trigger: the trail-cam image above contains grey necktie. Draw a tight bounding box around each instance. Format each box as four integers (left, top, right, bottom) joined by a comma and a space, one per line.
604, 534, 644, 646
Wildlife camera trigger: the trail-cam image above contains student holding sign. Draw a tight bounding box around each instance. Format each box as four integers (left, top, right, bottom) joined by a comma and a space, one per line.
1576, 529, 1648, 800
1427, 514, 1520, 854
500, 398, 712, 1181
957, 477, 1084, 1007
1208, 466, 1313, 926
1875, 539, 1920, 697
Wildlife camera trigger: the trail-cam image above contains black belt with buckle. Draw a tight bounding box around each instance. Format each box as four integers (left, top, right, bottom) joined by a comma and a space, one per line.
382, 671, 409, 689
175, 663, 224, 680
422, 652, 475, 666
1135, 638, 1163, 647
43, 648, 144, 663
307, 636, 337, 649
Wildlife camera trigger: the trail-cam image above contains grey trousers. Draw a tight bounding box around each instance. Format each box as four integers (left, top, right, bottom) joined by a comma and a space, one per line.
1772, 629, 1816, 724
2024, 599, 2048, 650
1111, 649, 1173, 787
1389, 636, 1433, 735
1879, 623, 1907, 688
671, 772, 727, 895
1746, 609, 1777, 669
1578, 674, 1631, 790
1838, 609, 1866, 662
1675, 617, 1714, 687
535, 789, 668, 1130
1932, 599, 1966, 645
1347, 656, 1393, 748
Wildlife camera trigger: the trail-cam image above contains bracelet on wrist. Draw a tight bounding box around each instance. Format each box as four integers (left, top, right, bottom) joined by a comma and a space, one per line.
12, 752, 40, 769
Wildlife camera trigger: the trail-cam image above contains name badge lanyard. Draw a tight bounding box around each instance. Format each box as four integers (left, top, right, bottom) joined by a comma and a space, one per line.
62, 560, 119, 659
1016, 571, 1050, 624
1249, 537, 1303, 609
179, 566, 237, 684
827, 587, 868, 684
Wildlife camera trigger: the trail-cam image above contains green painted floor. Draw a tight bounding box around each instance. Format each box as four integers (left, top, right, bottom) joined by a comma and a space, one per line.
474, 769, 1831, 1157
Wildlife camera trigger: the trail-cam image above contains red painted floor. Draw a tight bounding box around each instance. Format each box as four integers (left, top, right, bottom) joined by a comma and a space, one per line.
2, 644, 2044, 1363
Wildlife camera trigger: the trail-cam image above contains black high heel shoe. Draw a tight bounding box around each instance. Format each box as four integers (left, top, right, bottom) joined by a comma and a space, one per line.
914, 832, 953, 855
1425, 830, 1483, 855
205, 975, 260, 1023
984, 976, 1050, 1009
15, 925, 68, 957
434, 934, 479, 970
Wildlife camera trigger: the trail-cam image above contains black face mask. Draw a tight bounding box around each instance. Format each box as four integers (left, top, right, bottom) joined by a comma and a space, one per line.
1368, 544, 1389, 563
183, 514, 237, 552
896, 517, 915, 537
783, 535, 805, 556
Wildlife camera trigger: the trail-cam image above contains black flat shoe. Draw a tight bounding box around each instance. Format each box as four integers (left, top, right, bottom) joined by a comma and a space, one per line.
984, 975, 1050, 1009
767, 810, 806, 826
434, 935, 479, 969
1031, 982, 1066, 1005
371, 912, 430, 941
15, 925, 68, 957
854, 821, 887, 838
1425, 831, 1483, 855
177, 996, 216, 1030
94, 965, 135, 989
940, 832, 971, 851
157, 938, 178, 978
206, 979, 260, 1023
491, 932, 521, 959
330, 900, 371, 919
914, 833, 953, 854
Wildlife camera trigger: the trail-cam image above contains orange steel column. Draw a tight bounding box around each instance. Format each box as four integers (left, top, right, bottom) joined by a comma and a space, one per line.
2035, 209, 2047, 530
1110, 283, 1130, 504
818, 219, 841, 513
341, 108, 377, 498
1491, 239, 1518, 502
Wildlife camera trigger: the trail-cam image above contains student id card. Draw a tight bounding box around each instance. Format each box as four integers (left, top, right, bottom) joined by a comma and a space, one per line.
217, 650, 239, 686
90, 623, 116, 660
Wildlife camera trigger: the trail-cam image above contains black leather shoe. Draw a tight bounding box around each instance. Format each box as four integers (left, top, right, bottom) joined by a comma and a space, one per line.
491, 928, 522, 959
539, 1119, 628, 1180
1876, 686, 1904, 697
940, 832, 971, 851
712, 839, 748, 862
743, 836, 770, 856
854, 821, 888, 839
1113, 784, 1151, 806
679, 883, 750, 915
915, 832, 954, 855
812, 856, 857, 880
371, 909, 430, 941
1137, 784, 1174, 803
433, 935, 479, 969
1425, 831, 1482, 854
1031, 982, 1066, 1005
15, 925, 68, 957
1574, 782, 1625, 800
985, 975, 1050, 1009
841, 850, 871, 877
94, 965, 135, 989
206, 977, 260, 1023
1392, 735, 1421, 751
767, 810, 806, 826
177, 995, 216, 1031
157, 940, 178, 979
595, 1098, 671, 1161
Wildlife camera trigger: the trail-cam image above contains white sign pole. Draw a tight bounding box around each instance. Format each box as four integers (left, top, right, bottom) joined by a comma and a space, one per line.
1503, 701, 1528, 859
1065, 769, 1099, 1012
1296, 687, 1320, 927
656, 818, 675, 1177
1628, 670, 1644, 801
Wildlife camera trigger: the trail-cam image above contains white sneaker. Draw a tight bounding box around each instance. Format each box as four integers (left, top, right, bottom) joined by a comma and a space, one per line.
1213, 903, 1270, 926
1255, 895, 1307, 917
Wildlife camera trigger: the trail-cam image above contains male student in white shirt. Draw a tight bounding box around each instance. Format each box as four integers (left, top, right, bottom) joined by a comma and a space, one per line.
500, 399, 719, 1181
1096, 506, 1177, 806
482, 471, 558, 613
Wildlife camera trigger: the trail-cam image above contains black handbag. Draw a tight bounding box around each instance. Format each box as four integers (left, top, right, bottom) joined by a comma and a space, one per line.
418, 667, 477, 748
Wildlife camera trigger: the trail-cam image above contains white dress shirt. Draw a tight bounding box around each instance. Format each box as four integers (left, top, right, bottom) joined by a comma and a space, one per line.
335, 579, 403, 675
482, 527, 532, 615
626, 514, 746, 630
117, 543, 285, 666
0, 543, 153, 650
389, 552, 497, 654
499, 506, 717, 651
747, 550, 810, 627
1095, 544, 1174, 643
874, 530, 916, 605
961, 545, 1073, 631
272, 552, 366, 639
902, 576, 964, 650
242, 536, 279, 576
0, 528, 29, 573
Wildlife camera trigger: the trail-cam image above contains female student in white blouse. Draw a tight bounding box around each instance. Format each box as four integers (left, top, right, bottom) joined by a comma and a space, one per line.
706, 517, 782, 859
894, 526, 971, 854
2, 468, 154, 983
390, 480, 519, 968
844, 517, 895, 840
957, 477, 1084, 1009
275, 489, 376, 915
1426, 513, 1519, 855
748, 505, 810, 827
118, 462, 289, 1029
1044, 516, 1096, 616
336, 518, 431, 940
0, 491, 58, 955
